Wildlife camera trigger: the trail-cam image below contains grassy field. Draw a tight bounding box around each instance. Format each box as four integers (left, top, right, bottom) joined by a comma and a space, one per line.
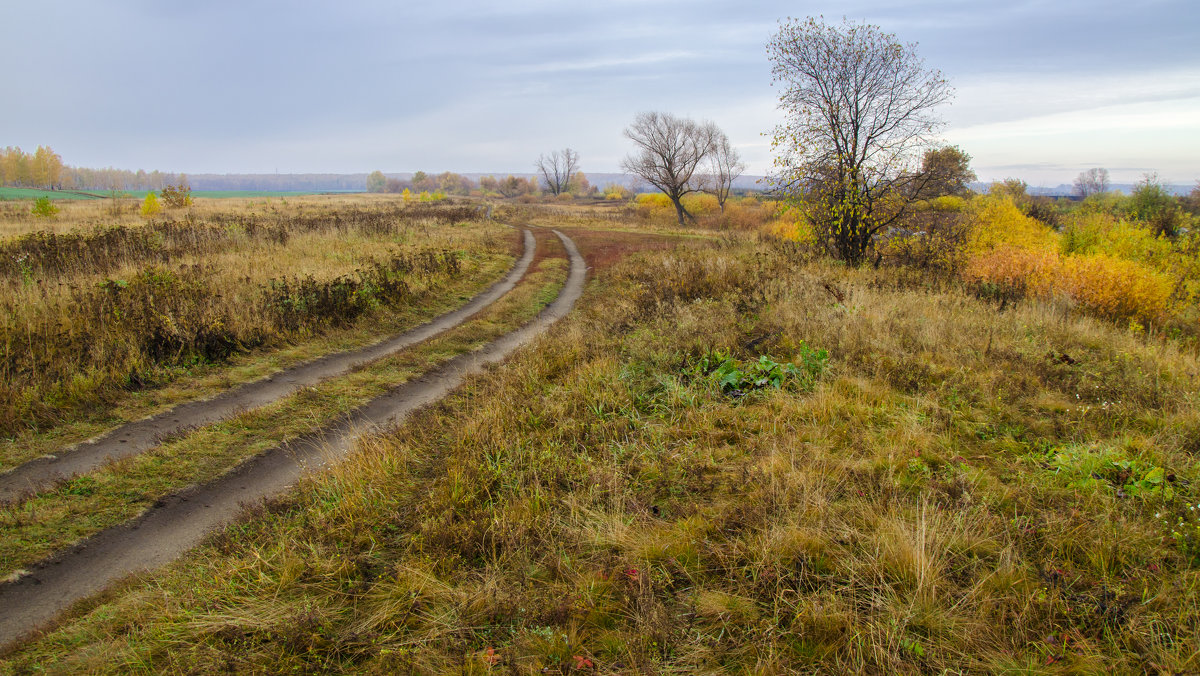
3, 200, 1198, 672
0, 234, 567, 578
0, 187, 326, 201
0, 188, 103, 201
0, 198, 511, 443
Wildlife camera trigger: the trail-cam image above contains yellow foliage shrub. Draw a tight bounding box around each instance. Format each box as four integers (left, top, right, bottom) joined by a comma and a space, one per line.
1061, 211, 1171, 263
681, 192, 720, 216
140, 192, 161, 217
635, 193, 672, 209
633, 193, 674, 223
604, 184, 629, 201
964, 246, 1170, 324
967, 195, 1058, 255
764, 205, 813, 243
928, 195, 968, 212
1058, 254, 1172, 324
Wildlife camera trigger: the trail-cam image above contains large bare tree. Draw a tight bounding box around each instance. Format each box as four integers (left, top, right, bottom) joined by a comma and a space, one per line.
535, 148, 580, 196
703, 131, 746, 212
768, 17, 952, 264
1073, 167, 1110, 197
621, 111, 720, 225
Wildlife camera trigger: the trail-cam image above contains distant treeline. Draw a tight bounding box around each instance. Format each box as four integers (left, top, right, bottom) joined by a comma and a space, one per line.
1, 146, 367, 193
2, 146, 187, 192
1, 144, 768, 194
187, 174, 369, 192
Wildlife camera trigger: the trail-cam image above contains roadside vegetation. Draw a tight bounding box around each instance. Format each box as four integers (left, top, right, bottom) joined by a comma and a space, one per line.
0, 199, 513, 456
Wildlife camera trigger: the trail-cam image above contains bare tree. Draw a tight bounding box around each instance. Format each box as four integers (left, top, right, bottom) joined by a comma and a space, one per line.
768, 17, 952, 265
1073, 167, 1110, 198
535, 148, 580, 196
621, 111, 719, 225
703, 132, 746, 212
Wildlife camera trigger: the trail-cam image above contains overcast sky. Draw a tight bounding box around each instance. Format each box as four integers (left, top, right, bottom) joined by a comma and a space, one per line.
3, 0, 1198, 186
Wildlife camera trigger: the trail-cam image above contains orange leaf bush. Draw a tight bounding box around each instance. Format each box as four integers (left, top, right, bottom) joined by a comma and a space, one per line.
964, 246, 1170, 325
963, 245, 1059, 301
1057, 254, 1172, 324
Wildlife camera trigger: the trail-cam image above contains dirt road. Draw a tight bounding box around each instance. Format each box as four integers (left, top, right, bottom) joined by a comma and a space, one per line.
0, 229, 586, 653
0, 229, 536, 504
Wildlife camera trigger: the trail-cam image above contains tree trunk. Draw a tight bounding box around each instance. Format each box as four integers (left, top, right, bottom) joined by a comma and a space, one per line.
671, 197, 692, 226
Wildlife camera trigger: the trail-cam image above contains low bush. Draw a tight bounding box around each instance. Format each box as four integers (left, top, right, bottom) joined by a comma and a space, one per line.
160, 182, 193, 208
264, 250, 461, 331
140, 192, 161, 216
687, 346, 827, 396
30, 196, 59, 219
964, 246, 1170, 324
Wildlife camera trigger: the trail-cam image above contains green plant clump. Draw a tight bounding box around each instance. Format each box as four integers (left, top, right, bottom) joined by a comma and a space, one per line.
31, 196, 60, 218
689, 344, 828, 396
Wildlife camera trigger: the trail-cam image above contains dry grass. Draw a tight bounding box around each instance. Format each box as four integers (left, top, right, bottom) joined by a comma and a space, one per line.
0, 237, 568, 578
5, 213, 1200, 673
0, 197, 509, 442
0, 193, 434, 237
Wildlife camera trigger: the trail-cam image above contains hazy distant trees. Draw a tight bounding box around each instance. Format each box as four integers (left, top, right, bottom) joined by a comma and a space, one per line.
621, 111, 722, 225
411, 171, 432, 192
702, 132, 745, 212
393, 171, 476, 196
768, 17, 953, 265
1073, 168, 1110, 197
500, 175, 538, 198
535, 148, 580, 196
571, 172, 596, 197
434, 172, 466, 195
366, 170, 387, 193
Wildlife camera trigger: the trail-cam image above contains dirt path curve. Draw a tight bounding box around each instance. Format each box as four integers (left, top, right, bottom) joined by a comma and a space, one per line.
0, 229, 536, 505
0, 229, 586, 653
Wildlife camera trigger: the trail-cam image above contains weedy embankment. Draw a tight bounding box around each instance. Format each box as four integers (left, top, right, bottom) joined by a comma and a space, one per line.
7, 229, 1198, 673
1, 201, 512, 460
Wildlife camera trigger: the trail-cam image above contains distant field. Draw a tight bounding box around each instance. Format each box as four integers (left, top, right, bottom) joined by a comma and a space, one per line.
0, 187, 335, 201
0, 188, 103, 200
